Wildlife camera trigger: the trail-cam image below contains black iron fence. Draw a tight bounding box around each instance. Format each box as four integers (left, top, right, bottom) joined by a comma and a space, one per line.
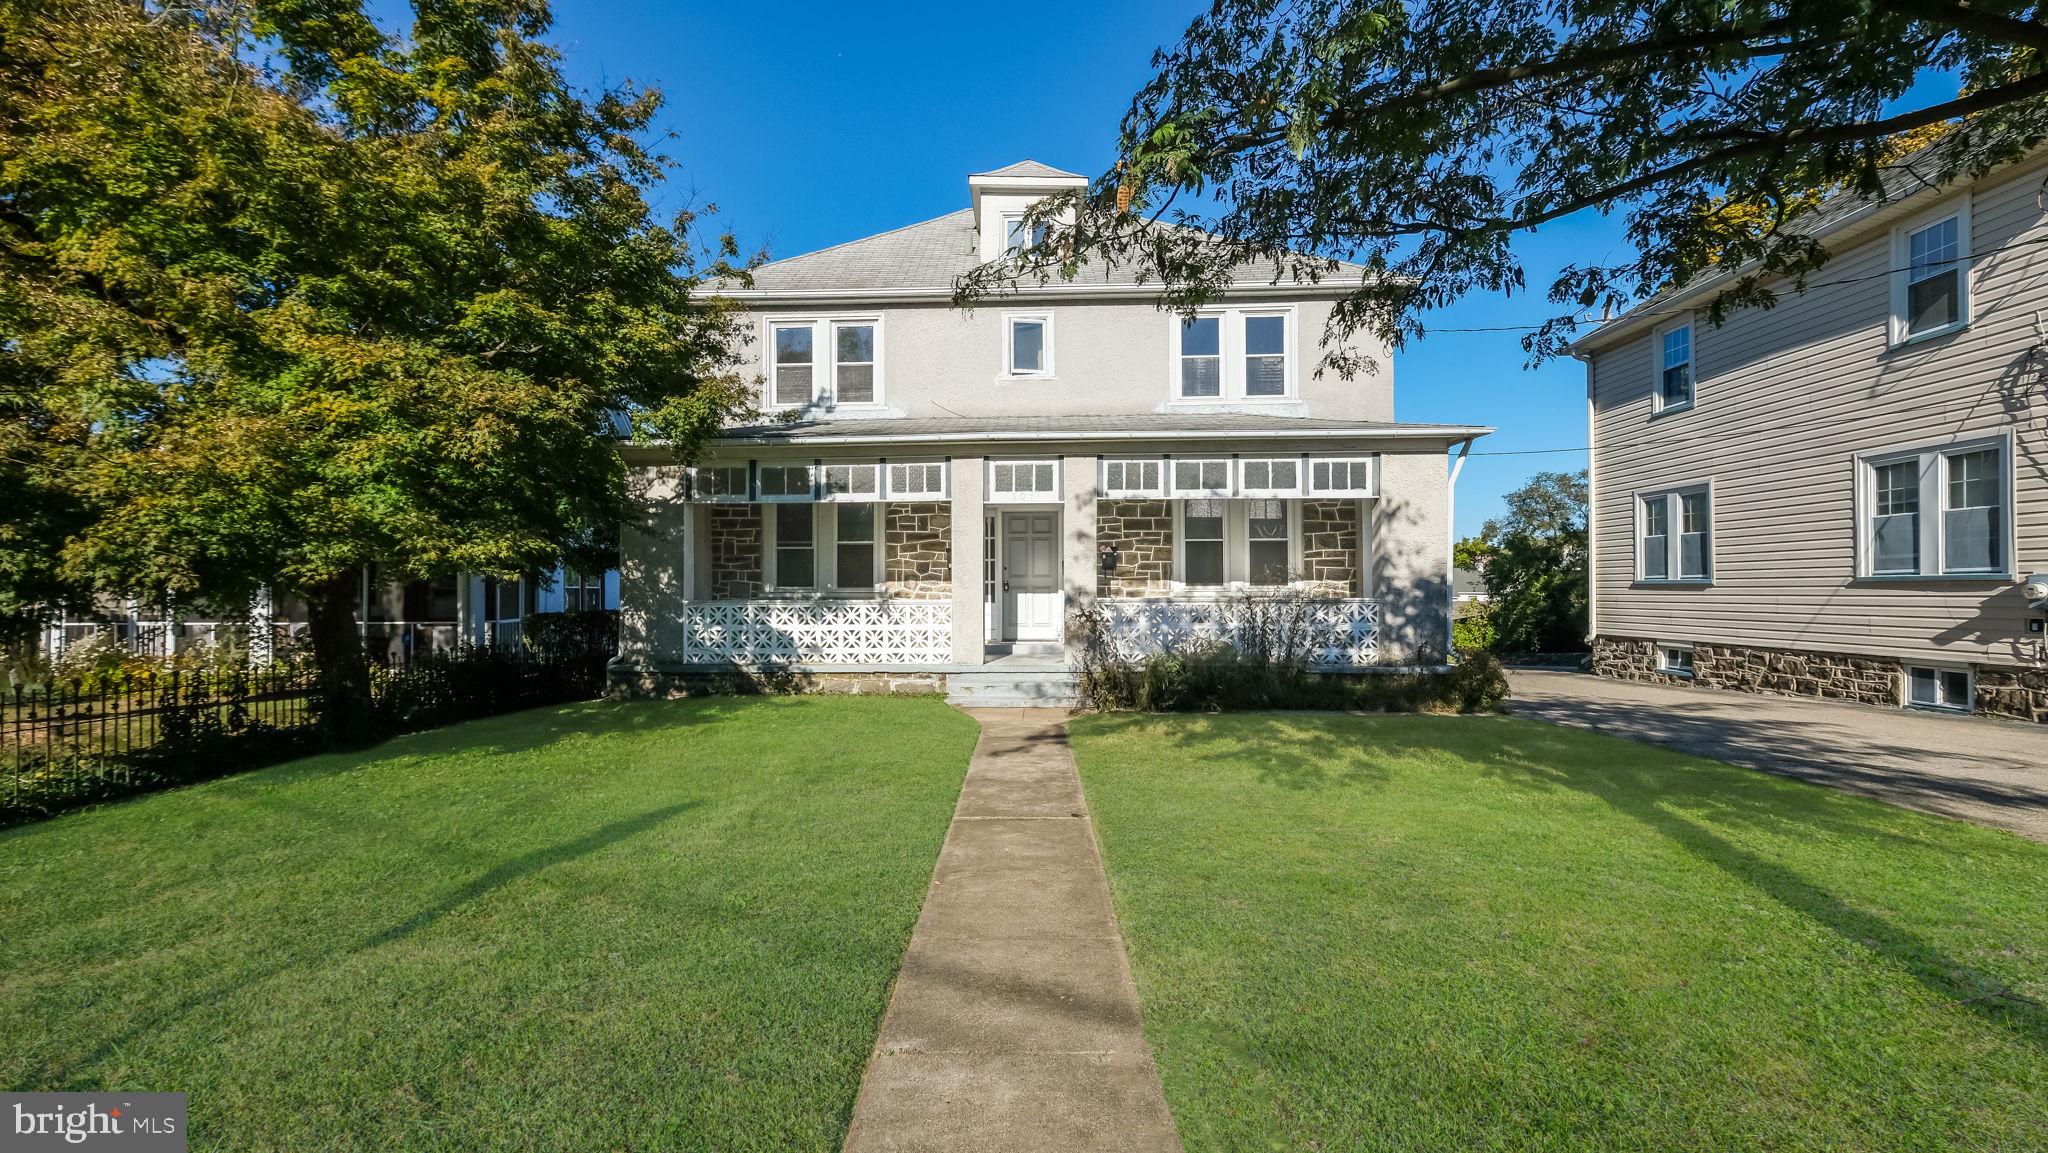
3, 645, 609, 826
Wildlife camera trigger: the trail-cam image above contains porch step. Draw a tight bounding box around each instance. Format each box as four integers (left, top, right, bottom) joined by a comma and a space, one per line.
947, 667, 1083, 709
985, 641, 1066, 660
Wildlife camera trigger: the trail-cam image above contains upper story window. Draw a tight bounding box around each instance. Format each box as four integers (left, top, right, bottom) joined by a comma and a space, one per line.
1638, 484, 1711, 583
1655, 321, 1693, 412
1003, 214, 1050, 255
1857, 435, 2009, 578
1173, 308, 1295, 401
1005, 313, 1052, 377
766, 317, 882, 408
1890, 201, 1971, 344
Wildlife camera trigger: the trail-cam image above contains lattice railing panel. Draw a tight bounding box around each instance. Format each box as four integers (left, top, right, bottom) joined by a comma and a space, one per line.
1096, 599, 1380, 667
682, 600, 952, 665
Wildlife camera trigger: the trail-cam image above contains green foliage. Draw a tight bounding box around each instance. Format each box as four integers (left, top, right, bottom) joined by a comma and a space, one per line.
0, 0, 749, 654
958, 1, 2048, 362
1467, 471, 1588, 654
1452, 605, 1498, 654
522, 608, 620, 663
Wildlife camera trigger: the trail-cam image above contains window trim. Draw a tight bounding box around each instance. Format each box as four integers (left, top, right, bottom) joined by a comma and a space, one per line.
817, 461, 883, 503
687, 464, 752, 503
1167, 305, 1299, 402
1001, 311, 1054, 379
1853, 432, 2013, 581
761, 500, 883, 596
1634, 481, 1714, 585
1168, 457, 1234, 498
1170, 498, 1305, 593
753, 462, 818, 503
1656, 642, 1696, 678
1888, 198, 1973, 347
985, 458, 1062, 504
1902, 662, 1973, 713
762, 314, 886, 410
1100, 457, 1167, 498
1237, 456, 1306, 498
1652, 317, 1696, 415
884, 459, 951, 500
1306, 456, 1379, 497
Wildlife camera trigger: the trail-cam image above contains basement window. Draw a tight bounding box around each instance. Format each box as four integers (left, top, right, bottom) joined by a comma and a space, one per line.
1905, 665, 1972, 713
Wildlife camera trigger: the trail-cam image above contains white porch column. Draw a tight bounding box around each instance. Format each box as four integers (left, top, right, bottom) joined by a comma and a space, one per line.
949, 455, 987, 665
619, 464, 690, 669
1060, 453, 1099, 623
248, 588, 276, 667
1357, 496, 1377, 600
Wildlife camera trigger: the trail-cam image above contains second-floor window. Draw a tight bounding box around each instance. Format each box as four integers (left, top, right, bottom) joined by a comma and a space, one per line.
1175, 309, 1294, 401
1006, 313, 1051, 376
1891, 202, 1971, 344
1656, 321, 1693, 412
1857, 436, 2009, 578
767, 318, 881, 408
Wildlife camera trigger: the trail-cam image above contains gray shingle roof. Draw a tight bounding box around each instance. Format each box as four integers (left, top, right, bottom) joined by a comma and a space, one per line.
738, 208, 1376, 295
717, 414, 1490, 445
971, 160, 1086, 180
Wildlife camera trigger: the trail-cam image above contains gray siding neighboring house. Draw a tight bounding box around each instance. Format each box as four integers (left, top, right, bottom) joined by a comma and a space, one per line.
1577, 151, 2048, 721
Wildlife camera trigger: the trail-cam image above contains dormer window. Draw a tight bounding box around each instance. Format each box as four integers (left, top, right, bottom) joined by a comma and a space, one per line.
1004, 214, 1050, 255
1004, 312, 1052, 377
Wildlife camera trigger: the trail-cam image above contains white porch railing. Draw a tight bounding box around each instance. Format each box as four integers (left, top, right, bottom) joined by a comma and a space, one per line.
681, 600, 953, 666
1095, 598, 1381, 667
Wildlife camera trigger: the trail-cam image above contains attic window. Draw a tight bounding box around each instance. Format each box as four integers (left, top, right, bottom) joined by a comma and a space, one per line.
1004, 214, 1050, 254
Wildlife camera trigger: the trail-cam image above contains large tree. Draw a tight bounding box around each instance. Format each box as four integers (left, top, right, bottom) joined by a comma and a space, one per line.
959, 1, 2048, 361
2, 0, 747, 718
1466, 470, 1588, 654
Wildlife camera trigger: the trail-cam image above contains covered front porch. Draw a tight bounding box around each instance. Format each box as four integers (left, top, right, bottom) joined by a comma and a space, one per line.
616, 419, 1469, 683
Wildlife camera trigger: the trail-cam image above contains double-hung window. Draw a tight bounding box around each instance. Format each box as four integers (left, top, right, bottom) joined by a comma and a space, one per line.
1174, 499, 1299, 589
1005, 313, 1051, 377
1638, 485, 1711, 582
561, 570, 606, 612
1891, 202, 1971, 343
1656, 321, 1694, 412
1174, 309, 1295, 400
765, 500, 880, 593
1181, 499, 1227, 586
1858, 436, 2009, 577
1004, 214, 1049, 255
768, 318, 881, 408
1246, 500, 1291, 585
833, 504, 877, 589
772, 505, 817, 589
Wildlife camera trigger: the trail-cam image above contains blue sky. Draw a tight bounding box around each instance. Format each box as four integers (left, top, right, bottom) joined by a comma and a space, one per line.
522, 1, 1636, 536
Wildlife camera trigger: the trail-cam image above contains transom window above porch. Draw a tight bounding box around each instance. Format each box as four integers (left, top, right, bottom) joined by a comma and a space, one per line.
1100, 455, 1378, 499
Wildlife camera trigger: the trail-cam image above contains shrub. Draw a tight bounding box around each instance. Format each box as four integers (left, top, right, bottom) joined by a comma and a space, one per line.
524, 610, 619, 663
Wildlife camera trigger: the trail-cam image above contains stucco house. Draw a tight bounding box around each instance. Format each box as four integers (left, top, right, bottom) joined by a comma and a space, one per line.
611, 162, 1489, 704
1576, 148, 2048, 721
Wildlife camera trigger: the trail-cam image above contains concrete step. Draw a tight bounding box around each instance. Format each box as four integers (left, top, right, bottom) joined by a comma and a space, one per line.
948, 668, 1083, 709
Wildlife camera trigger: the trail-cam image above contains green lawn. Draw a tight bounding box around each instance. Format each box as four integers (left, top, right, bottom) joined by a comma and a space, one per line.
1070, 713, 2048, 1152
0, 696, 979, 1152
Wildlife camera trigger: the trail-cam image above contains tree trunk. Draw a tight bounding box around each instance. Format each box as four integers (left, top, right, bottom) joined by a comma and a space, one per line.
305, 574, 372, 737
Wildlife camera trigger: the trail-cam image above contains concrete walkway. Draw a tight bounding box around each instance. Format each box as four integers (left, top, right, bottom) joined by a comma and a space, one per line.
1508, 670, 2048, 842
842, 710, 1181, 1153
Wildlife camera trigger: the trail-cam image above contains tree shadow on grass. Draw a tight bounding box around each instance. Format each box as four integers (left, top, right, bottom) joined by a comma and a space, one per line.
44, 799, 702, 1085
1079, 712, 1395, 793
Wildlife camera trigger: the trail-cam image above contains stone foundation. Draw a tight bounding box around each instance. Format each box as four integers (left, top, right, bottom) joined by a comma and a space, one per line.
708, 505, 762, 598
609, 665, 945, 698
1097, 500, 1173, 597
885, 502, 952, 600
1593, 635, 2048, 722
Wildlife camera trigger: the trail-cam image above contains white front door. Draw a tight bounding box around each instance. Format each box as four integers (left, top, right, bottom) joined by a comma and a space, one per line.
1002, 511, 1061, 642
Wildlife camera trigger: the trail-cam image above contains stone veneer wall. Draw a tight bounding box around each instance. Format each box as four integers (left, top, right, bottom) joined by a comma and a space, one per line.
1097, 500, 1173, 597
885, 502, 951, 600
1594, 634, 2048, 722
708, 504, 762, 599
1300, 500, 1361, 597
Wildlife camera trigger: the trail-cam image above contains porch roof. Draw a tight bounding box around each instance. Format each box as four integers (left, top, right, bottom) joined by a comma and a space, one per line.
700, 414, 1492, 448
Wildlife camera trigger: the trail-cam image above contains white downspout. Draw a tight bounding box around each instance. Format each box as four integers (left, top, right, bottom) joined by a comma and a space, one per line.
1446, 437, 1474, 662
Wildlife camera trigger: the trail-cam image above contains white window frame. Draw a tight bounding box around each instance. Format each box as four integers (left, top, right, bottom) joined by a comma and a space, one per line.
1306, 456, 1379, 497
1854, 432, 2013, 580
818, 462, 882, 502
1656, 642, 1696, 678
1240, 309, 1293, 400
1002, 311, 1054, 379
1167, 306, 1299, 402
762, 501, 883, 596
885, 459, 950, 500
1171, 499, 1305, 593
1889, 197, 1972, 346
754, 462, 817, 503
1903, 663, 1973, 713
1002, 212, 1049, 255
763, 315, 885, 409
1237, 456, 1305, 498
1100, 458, 1167, 498
688, 464, 751, 503
986, 458, 1061, 503
1635, 482, 1713, 584
1653, 318, 1695, 414
1169, 457, 1234, 498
